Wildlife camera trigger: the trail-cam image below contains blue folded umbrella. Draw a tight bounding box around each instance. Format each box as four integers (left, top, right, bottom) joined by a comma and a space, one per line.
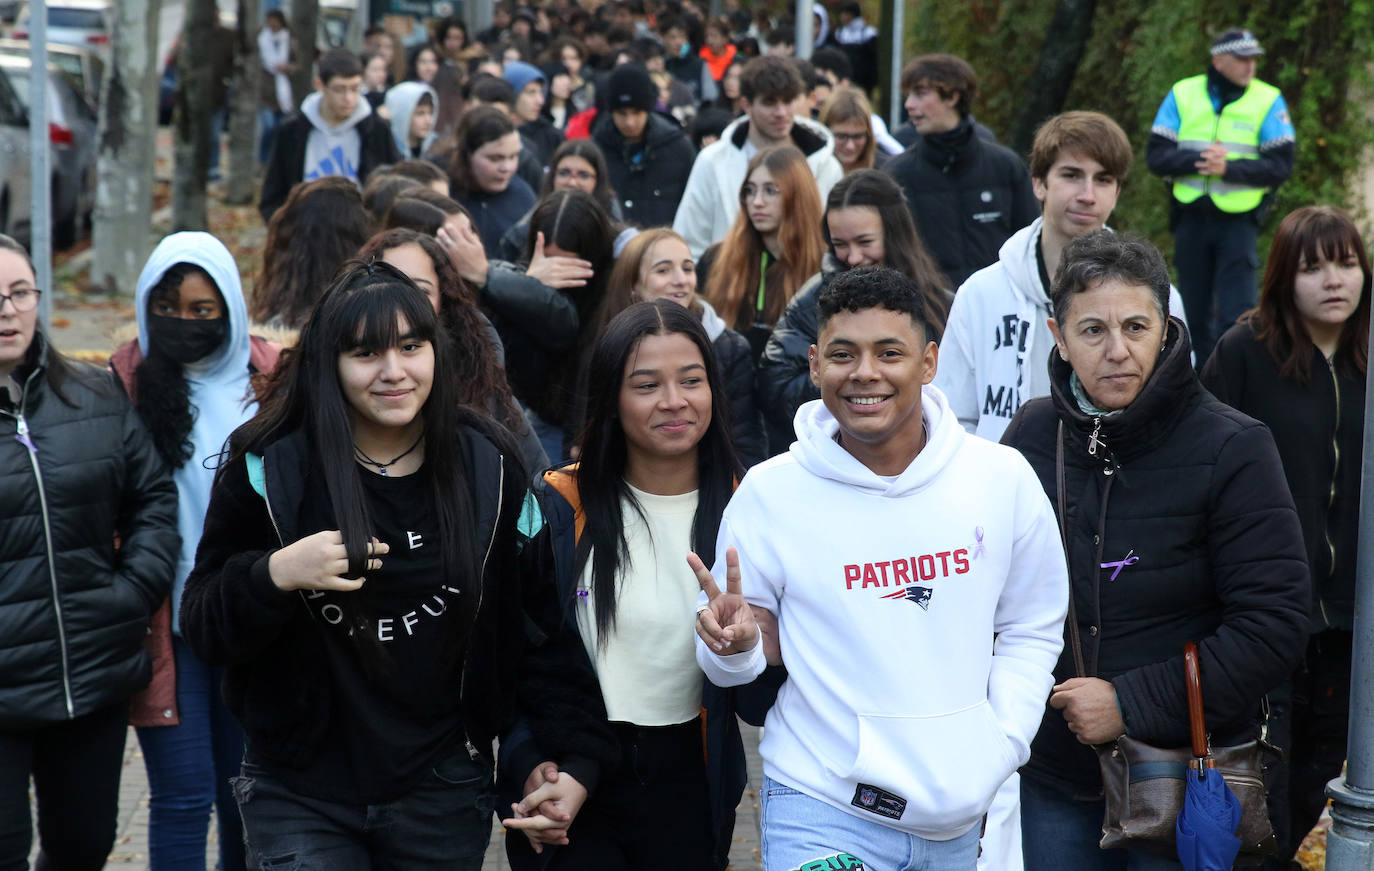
1175, 765, 1243, 871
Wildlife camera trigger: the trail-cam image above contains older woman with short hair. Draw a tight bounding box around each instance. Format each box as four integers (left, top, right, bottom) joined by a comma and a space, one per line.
1000, 230, 1309, 871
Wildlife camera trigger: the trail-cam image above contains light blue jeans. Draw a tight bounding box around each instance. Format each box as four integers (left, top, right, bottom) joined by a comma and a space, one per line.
761, 775, 981, 870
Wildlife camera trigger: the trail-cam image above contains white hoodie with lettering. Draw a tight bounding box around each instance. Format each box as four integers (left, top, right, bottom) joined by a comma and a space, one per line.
698, 386, 1067, 839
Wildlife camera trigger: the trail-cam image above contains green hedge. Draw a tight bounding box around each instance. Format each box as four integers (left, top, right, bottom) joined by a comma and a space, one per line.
908, 0, 1374, 262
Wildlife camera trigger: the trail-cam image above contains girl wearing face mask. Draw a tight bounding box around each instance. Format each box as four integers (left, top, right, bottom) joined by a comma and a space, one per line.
602, 228, 766, 466
1200, 206, 1371, 867
112, 232, 282, 871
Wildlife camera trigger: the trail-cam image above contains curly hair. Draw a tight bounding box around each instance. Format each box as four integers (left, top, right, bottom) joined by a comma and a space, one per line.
355, 228, 525, 434
252, 177, 373, 327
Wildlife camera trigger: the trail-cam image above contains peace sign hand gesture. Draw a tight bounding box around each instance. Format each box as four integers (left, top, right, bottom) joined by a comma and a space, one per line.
689, 548, 760, 656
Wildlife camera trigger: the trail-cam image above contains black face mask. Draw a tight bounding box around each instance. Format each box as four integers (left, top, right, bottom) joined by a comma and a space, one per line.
147, 314, 227, 365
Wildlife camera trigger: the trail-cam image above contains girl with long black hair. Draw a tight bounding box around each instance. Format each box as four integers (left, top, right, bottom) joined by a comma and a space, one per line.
181, 261, 611, 866
501, 300, 771, 870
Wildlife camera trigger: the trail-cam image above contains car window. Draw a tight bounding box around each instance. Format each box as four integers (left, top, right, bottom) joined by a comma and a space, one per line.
0, 72, 26, 128
48, 8, 105, 29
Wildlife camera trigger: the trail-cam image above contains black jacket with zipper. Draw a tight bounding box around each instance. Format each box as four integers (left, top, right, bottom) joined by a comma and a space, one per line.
1201, 320, 1363, 632
1001, 318, 1309, 797
180, 420, 615, 783
591, 111, 697, 230
0, 333, 178, 728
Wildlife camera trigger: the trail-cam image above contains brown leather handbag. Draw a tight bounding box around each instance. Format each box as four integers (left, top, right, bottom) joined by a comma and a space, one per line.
1054, 423, 1279, 863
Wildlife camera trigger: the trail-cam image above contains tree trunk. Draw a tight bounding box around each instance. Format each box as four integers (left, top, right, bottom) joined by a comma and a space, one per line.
172, 0, 217, 231
90, 0, 160, 296
225, 0, 261, 205
1008, 0, 1099, 158
289, 0, 320, 104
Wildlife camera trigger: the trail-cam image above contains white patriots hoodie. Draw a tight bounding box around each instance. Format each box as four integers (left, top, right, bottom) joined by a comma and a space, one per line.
935, 218, 1190, 442
698, 386, 1068, 839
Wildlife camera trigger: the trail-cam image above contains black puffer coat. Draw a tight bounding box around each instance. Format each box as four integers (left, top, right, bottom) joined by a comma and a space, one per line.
1201, 321, 1363, 632
1001, 319, 1309, 797
592, 111, 696, 230
0, 334, 178, 728
883, 117, 1039, 290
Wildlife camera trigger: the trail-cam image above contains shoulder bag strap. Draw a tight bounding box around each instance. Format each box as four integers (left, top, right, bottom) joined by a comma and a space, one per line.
1057, 421, 1088, 679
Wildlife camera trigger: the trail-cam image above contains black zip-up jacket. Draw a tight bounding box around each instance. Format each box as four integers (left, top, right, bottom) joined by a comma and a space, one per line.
180, 422, 614, 783
1201, 320, 1362, 632
884, 117, 1039, 290
592, 111, 697, 230
1001, 319, 1309, 797
0, 333, 178, 728
498, 468, 784, 870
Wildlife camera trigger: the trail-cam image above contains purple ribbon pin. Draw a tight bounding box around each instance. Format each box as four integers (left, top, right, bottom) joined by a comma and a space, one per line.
1101, 549, 1139, 581
972, 526, 986, 559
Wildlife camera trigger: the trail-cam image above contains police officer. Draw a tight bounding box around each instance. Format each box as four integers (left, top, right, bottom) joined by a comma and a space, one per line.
1147, 28, 1294, 363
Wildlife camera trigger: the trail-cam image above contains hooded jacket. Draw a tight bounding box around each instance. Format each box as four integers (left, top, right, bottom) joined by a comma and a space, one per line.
884, 117, 1040, 289
383, 81, 439, 159
673, 115, 844, 258
259, 91, 400, 222
936, 219, 1190, 442
698, 387, 1068, 839
1001, 320, 1309, 796
112, 233, 284, 728
592, 111, 697, 231
0, 332, 179, 728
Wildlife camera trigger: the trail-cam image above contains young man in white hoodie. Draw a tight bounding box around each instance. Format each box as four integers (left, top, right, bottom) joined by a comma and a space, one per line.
935, 112, 1188, 442
258, 48, 401, 223
695, 266, 1068, 871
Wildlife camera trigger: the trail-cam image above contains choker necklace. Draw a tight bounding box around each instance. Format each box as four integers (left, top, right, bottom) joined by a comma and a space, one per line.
353, 433, 424, 476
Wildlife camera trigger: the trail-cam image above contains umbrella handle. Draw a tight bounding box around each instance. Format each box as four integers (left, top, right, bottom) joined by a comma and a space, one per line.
1185, 641, 1207, 759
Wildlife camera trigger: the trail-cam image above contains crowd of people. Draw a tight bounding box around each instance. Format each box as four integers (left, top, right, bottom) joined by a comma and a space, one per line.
0, 4, 1362, 871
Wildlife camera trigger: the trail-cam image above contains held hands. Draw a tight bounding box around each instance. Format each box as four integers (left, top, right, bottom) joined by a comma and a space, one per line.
689, 548, 761, 657
266, 531, 388, 592
1050, 677, 1126, 745
1195, 141, 1229, 176
502, 762, 588, 853
524, 231, 594, 289
437, 217, 489, 288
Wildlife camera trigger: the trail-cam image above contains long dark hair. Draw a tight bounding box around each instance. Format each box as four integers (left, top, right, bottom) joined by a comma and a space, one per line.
1248, 205, 1371, 385
574, 300, 741, 639
356, 228, 525, 434
523, 189, 616, 425
134, 262, 220, 468
823, 169, 950, 339
233, 262, 483, 665
253, 177, 374, 327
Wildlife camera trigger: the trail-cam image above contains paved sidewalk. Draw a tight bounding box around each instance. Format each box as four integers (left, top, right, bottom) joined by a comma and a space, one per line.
31, 724, 765, 870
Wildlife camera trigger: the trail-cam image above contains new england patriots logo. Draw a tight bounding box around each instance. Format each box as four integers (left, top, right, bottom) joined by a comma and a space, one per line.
904, 587, 933, 610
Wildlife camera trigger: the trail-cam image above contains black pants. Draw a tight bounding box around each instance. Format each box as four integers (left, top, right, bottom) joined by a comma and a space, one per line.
0, 702, 129, 871
508, 718, 714, 871
1173, 208, 1259, 366
1262, 629, 1353, 870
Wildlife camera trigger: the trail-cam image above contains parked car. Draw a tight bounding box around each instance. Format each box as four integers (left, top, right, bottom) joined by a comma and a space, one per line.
12, 0, 110, 53
0, 39, 104, 105
0, 55, 97, 247
0, 65, 31, 241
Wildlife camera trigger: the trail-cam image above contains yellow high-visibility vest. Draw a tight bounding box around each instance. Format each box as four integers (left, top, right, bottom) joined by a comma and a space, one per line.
1170, 74, 1280, 213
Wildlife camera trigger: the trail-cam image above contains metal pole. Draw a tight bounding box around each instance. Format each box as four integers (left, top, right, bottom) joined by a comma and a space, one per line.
794, 0, 813, 59
28, 0, 50, 323
889, 0, 905, 130
1325, 300, 1374, 867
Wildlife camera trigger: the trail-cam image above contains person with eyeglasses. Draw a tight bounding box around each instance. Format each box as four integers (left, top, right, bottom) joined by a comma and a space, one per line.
0, 233, 179, 869
821, 87, 890, 174
497, 139, 632, 263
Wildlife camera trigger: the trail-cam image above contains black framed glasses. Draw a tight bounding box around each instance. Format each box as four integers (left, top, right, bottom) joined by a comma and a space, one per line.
0, 288, 39, 312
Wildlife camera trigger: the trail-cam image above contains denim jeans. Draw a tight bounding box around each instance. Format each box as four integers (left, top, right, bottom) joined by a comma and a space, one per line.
1020, 775, 1183, 871
232, 748, 494, 870
760, 775, 981, 871
136, 637, 246, 871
